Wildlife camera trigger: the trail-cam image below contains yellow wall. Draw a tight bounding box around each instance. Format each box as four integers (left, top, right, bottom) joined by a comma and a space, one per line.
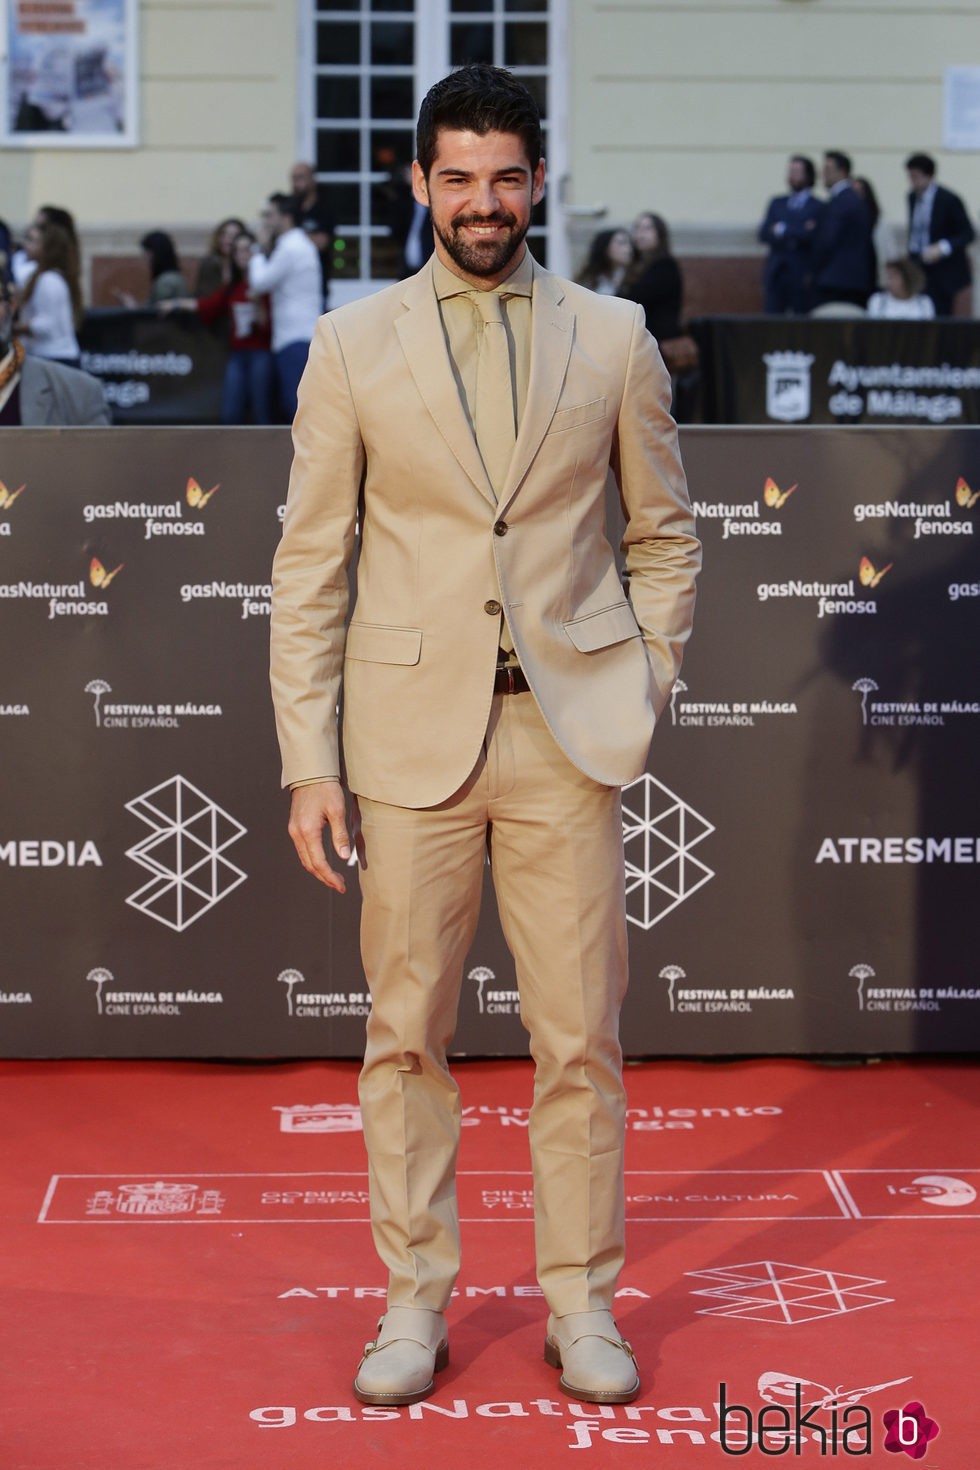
0, 0, 302, 241
569, 0, 980, 240
2, 0, 977, 264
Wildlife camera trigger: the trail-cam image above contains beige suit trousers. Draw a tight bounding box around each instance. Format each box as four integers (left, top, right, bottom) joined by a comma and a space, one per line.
355, 688, 629, 1318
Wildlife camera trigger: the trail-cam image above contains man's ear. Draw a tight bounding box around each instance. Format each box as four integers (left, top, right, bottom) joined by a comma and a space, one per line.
531, 157, 546, 208
411, 160, 428, 206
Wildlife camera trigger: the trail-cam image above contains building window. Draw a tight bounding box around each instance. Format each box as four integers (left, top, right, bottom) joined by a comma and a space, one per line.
308, 0, 559, 294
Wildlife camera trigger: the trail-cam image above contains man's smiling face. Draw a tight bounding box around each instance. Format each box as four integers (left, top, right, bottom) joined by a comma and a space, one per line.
413, 127, 545, 288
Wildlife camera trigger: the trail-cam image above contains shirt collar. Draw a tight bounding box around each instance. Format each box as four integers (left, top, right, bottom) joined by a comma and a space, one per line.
432, 248, 535, 301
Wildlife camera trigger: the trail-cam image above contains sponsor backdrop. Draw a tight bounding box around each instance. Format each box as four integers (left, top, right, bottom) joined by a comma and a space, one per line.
694, 317, 980, 427
1, 426, 978, 1059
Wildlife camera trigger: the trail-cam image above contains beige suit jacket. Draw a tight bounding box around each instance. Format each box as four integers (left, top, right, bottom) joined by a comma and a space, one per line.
270, 256, 700, 807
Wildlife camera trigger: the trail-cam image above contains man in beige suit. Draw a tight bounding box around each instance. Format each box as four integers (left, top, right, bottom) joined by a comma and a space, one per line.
271, 65, 700, 1408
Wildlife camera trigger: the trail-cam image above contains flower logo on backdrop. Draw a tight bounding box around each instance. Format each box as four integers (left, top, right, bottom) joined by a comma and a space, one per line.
466, 965, 519, 1016
622, 775, 714, 929
275, 967, 371, 1019
86, 966, 113, 1015
688, 1261, 893, 1324
763, 351, 815, 422
850, 963, 875, 1011
273, 1104, 363, 1134
882, 1401, 940, 1458
852, 480, 976, 540
85, 679, 111, 727
125, 775, 246, 932
86, 1181, 225, 1217
858, 555, 892, 590
186, 476, 220, 510
469, 966, 494, 1015
89, 556, 123, 590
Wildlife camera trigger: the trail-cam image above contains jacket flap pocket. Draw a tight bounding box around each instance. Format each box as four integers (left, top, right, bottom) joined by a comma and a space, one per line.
547, 397, 606, 435
563, 601, 641, 652
346, 623, 422, 665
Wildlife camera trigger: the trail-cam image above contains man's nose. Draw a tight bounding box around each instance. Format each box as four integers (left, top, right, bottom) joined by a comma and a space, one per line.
470, 181, 502, 215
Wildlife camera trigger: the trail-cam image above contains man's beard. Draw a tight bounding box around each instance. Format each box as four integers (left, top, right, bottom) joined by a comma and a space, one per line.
432, 211, 528, 278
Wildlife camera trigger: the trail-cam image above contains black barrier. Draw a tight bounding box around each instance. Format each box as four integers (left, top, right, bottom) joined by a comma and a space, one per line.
1, 427, 979, 1058
78, 310, 225, 423
693, 316, 980, 427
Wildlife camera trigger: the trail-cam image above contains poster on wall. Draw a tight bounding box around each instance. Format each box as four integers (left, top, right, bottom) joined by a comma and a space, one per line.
2, 0, 138, 147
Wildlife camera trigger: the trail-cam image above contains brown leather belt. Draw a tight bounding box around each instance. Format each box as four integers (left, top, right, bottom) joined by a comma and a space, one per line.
493, 664, 530, 695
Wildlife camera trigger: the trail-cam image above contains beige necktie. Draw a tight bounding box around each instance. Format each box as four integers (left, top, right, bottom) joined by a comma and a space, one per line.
471, 289, 516, 498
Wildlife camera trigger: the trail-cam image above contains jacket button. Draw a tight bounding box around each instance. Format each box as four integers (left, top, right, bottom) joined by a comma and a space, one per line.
484, 599, 501, 615
493, 519, 508, 536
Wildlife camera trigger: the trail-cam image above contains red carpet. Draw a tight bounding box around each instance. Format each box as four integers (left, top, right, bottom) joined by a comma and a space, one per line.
2, 1056, 977, 1466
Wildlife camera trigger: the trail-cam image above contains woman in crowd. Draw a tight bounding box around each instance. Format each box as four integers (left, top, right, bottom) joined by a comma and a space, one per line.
195, 216, 247, 298
14, 220, 83, 367
576, 227, 635, 295
852, 177, 883, 298
11, 204, 80, 290
867, 257, 935, 320
619, 211, 684, 342
161, 230, 274, 424
141, 231, 187, 303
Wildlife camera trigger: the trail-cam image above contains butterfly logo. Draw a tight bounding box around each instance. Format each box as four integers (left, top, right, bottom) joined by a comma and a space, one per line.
186, 476, 220, 509
859, 555, 892, 589
759, 1370, 911, 1412
955, 477, 979, 510
89, 557, 124, 589
763, 477, 798, 510
0, 480, 26, 510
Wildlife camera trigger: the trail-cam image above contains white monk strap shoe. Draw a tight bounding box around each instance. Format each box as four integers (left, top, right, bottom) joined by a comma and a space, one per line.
352, 1307, 449, 1406
544, 1310, 640, 1404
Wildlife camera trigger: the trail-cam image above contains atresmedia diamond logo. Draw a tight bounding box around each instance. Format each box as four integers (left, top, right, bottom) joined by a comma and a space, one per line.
125, 775, 246, 932
622, 773, 714, 929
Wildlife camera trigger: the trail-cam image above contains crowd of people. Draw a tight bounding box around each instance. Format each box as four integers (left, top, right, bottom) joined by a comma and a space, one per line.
0, 144, 975, 429
0, 159, 336, 426
756, 148, 974, 318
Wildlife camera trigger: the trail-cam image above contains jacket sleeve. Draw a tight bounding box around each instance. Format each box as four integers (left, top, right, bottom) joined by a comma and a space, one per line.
269, 314, 365, 786
612, 304, 701, 719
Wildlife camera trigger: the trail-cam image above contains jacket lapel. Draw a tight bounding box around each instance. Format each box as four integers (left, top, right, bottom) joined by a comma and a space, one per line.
393, 263, 496, 507
498, 263, 573, 514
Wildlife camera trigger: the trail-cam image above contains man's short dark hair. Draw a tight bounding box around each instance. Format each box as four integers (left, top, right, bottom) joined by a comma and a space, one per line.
269, 192, 300, 225
824, 150, 852, 176
905, 152, 936, 177
416, 63, 542, 179
791, 155, 816, 189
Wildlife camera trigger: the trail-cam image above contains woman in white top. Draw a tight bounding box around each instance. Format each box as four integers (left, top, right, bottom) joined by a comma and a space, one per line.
15, 222, 83, 366
867, 257, 936, 321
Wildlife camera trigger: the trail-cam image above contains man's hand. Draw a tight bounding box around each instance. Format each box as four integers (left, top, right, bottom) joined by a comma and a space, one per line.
287, 780, 353, 893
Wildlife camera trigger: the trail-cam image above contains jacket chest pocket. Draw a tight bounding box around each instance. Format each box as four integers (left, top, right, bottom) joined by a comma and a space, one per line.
547, 397, 606, 435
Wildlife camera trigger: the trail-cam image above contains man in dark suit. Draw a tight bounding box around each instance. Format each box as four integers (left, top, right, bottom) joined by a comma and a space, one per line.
813, 151, 875, 309
906, 152, 976, 317
758, 155, 825, 314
